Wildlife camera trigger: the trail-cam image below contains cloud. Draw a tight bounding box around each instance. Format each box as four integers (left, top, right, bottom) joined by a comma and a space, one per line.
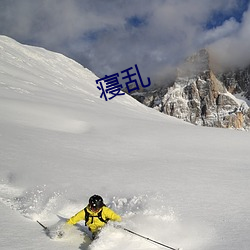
0, 0, 249, 83
209, 4, 250, 69
200, 18, 240, 45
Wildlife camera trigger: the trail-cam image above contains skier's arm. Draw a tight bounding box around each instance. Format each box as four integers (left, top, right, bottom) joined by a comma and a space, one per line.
104, 207, 122, 222
67, 209, 85, 225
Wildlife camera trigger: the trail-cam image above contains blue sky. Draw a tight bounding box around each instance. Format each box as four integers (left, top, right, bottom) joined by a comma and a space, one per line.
206, 0, 249, 28
0, 0, 249, 82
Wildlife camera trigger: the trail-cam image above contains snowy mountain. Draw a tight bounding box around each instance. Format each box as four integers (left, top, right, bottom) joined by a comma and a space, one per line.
132, 49, 250, 130
0, 36, 250, 250
217, 65, 250, 101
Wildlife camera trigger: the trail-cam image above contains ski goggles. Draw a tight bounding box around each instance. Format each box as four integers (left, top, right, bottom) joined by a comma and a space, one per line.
89, 205, 101, 212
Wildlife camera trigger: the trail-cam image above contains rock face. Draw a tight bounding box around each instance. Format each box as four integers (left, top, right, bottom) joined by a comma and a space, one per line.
218, 66, 250, 100
132, 49, 250, 130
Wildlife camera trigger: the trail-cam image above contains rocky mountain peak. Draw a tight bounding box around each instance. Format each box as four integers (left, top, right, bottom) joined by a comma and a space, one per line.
132, 49, 250, 130
177, 48, 210, 78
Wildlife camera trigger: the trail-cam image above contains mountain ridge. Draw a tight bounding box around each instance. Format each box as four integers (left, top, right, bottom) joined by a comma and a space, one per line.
132, 48, 250, 130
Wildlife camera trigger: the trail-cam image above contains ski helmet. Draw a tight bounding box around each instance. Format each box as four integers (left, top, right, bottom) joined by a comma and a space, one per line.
89, 195, 104, 210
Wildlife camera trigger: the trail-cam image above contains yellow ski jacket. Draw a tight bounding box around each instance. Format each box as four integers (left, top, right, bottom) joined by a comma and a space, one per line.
67, 206, 121, 233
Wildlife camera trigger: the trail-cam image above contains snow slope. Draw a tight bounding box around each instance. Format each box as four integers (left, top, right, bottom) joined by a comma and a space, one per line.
0, 35, 250, 250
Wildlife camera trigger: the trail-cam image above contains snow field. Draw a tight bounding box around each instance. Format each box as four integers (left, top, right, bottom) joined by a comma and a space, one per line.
0, 36, 250, 250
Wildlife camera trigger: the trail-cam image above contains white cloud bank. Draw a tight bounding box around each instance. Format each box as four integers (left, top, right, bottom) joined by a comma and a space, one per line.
0, 0, 249, 80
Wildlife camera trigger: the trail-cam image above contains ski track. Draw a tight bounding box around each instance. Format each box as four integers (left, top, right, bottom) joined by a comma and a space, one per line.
0, 181, 211, 250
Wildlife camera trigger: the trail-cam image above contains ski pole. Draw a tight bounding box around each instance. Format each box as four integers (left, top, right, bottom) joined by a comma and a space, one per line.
37, 220, 48, 231
122, 227, 180, 250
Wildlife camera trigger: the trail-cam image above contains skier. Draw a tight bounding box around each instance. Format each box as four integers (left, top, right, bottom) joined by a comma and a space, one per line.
66, 194, 121, 239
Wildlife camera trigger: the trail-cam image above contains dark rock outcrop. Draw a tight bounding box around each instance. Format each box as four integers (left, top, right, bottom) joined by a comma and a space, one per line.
132, 49, 250, 130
